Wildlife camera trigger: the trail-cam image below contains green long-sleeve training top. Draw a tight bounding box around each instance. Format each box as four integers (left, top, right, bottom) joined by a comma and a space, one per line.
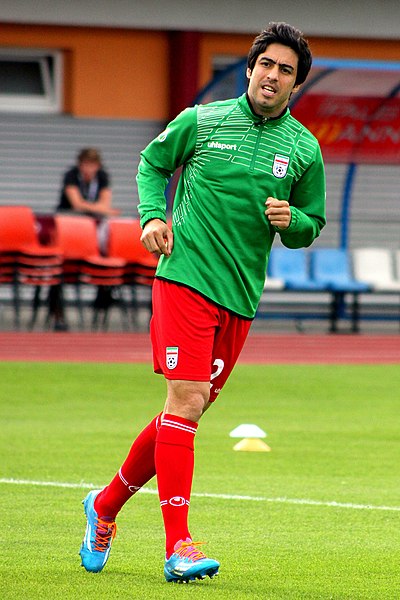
137, 93, 326, 319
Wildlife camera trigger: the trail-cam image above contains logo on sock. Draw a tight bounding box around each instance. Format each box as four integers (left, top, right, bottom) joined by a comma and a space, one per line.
119, 468, 141, 493
128, 484, 141, 493
168, 496, 189, 507
160, 496, 190, 507
166, 346, 179, 370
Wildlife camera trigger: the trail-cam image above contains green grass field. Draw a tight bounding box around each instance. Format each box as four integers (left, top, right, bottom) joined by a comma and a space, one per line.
1, 361, 399, 599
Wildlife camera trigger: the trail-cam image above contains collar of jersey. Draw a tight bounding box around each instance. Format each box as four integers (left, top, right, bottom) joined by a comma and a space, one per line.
238, 93, 290, 126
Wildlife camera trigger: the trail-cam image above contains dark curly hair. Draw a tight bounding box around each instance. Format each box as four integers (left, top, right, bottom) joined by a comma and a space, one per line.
247, 22, 312, 86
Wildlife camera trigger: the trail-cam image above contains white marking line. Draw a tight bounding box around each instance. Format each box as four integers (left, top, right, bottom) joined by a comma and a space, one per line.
1, 477, 399, 512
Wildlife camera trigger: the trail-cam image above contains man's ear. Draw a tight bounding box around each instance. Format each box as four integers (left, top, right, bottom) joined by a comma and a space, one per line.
246, 67, 252, 79
292, 84, 301, 94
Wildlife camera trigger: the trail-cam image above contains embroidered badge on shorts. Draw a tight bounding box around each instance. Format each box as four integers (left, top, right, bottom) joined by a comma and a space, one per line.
272, 154, 290, 178
166, 346, 179, 370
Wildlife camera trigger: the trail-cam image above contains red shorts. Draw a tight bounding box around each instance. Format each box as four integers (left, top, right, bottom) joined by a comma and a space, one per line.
150, 279, 252, 402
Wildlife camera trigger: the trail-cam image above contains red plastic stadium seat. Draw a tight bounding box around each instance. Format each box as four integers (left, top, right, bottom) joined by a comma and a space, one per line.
54, 214, 128, 330
0, 205, 63, 329
107, 218, 159, 285
107, 218, 160, 325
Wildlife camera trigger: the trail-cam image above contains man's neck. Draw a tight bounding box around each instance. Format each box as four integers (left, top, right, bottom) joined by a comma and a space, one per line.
245, 93, 287, 121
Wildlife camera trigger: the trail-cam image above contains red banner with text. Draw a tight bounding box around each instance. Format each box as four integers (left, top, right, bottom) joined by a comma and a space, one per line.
292, 94, 400, 164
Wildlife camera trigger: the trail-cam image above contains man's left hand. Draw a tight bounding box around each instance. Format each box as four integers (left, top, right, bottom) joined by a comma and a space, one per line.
265, 197, 291, 230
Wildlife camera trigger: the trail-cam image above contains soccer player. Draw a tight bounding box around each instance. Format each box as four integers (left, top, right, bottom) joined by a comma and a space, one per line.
79, 22, 326, 583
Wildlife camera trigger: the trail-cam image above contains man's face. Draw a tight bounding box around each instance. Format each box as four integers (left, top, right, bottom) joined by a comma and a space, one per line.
79, 160, 100, 182
246, 43, 300, 118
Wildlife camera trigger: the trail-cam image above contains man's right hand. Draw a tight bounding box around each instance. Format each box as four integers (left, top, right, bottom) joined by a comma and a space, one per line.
140, 218, 174, 257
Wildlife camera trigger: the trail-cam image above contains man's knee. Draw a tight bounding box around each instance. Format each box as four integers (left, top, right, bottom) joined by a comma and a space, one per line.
165, 380, 210, 422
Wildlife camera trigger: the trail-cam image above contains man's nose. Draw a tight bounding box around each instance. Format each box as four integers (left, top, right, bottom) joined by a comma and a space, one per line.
267, 65, 279, 80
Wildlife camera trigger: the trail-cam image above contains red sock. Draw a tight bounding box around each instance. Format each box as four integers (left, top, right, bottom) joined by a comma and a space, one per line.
155, 413, 198, 558
94, 413, 162, 519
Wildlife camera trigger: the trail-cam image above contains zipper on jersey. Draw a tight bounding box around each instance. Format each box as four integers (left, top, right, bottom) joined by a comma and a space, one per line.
249, 122, 265, 173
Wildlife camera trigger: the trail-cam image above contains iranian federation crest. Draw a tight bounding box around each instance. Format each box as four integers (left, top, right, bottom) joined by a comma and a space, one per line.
272, 154, 290, 178
166, 346, 179, 370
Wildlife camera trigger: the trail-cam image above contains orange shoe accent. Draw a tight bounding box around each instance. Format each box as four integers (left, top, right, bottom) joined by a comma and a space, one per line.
93, 518, 117, 553
174, 540, 207, 562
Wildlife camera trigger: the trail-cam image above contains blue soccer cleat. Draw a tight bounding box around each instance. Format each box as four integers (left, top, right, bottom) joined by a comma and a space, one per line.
164, 538, 220, 583
79, 489, 117, 573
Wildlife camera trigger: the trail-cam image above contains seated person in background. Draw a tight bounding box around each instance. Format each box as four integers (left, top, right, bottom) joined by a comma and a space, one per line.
57, 147, 120, 217
50, 148, 120, 331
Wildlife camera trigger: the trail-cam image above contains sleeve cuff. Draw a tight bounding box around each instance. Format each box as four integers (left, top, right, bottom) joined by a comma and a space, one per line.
139, 210, 167, 229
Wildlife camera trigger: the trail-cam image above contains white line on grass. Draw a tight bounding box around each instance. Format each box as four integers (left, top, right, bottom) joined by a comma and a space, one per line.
1, 477, 399, 512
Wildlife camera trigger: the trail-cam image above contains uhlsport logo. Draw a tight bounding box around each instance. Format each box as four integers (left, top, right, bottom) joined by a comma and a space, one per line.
166, 346, 179, 369
207, 141, 237, 151
272, 154, 290, 178
169, 496, 189, 507
160, 496, 190, 508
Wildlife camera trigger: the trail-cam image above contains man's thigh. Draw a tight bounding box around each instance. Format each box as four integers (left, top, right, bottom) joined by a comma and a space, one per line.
150, 279, 219, 381
209, 309, 251, 402
150, 279, 252, 401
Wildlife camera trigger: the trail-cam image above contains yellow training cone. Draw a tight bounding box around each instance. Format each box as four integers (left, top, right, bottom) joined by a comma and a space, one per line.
233, 438, 271, 452
230, 424, 271, 452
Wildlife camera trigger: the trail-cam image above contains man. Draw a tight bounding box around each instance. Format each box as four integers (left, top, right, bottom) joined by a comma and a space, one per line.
57, 147, 119, 217
51, 148, 120, 330
79, 22, 326, 583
